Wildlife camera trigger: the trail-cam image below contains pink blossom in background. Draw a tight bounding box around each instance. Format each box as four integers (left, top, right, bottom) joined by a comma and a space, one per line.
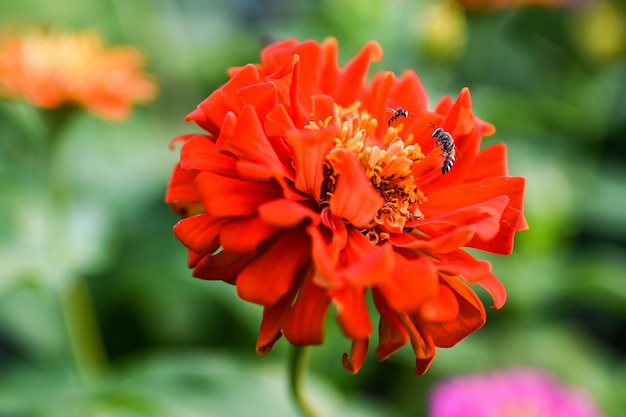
429, 367, 606, 417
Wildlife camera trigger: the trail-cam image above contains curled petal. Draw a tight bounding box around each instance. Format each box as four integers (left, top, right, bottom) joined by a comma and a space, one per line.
257, 292, 293, 355
309, 210, 348, 286
420, 195, 511, 244
398, 313, 436, 375
373, 290, 409, 361
265, 104, 297, 137
342, 338, 369, 374
328, 149, 384, 228
188, 63, 262, 133
330, 285, 373, 339
423, 277, 486, 348
239, 81, 277, 120
216, 105, 285, 175
286, 125, 337, 200
440, 249, 507, 309
173, 214, 223, 256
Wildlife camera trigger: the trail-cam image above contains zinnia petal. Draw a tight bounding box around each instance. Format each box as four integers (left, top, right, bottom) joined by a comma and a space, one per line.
328, 149, 384, 229
236, 227, 312, 305
283, 269, 332, 345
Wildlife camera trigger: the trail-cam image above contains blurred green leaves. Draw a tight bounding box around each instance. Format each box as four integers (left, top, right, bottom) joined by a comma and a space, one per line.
1, 0, 626, 416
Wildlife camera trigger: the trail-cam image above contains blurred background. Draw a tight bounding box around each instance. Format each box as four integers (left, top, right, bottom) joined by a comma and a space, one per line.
1, 0, 625, 416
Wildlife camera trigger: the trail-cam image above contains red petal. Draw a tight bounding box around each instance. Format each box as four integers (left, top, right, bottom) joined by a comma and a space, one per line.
420, 195, 510, 243
320, 38, 339, 95
285, 125, 336, 200
342, 338, 369, 374
335, 41, 383, 106
165, 163, 200, 205
422, 278, 486, 348
193, 249, 254, 283
373, 290, 409, 361
328, 149, 384, 228
421, 176, 526, 254
336, 229, 395, 287
397, 313, 436, 375
216, 105, 284, 172
466, 205, 525, 254
377, 255, 438, 311
437, 252, 492, 282
188, 63, 262, 133
310, 94, 337, 125
236, 227, 312, 305
308, 211, 348, 286
195, 171, 283, 218
263, 53, 308, 125
283, 268, 332, 345
422, 176, 522, 216
239, 81, 277, 120
420, 283, 460, 322
265, 104, 296, 137
261, 39, 322, 104
438, 250, 506, 309
391, 69, 429, 112
257, 284, 301, 356
329, 285, 373, 339
365, 71, 395, 125
258, 199, 319, 227
180, 134, 238, 175
390, 226, 475, 254
220, 214, 280, 253
466, 143, 509, 181
173, 213, 223, 256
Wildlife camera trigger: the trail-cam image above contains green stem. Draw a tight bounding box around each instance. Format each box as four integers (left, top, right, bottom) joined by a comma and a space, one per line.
59, 278, 108, 380
289, 346, 320, 417
41, 106, 108, 380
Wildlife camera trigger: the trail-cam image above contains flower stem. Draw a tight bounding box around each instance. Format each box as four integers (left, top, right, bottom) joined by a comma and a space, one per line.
289, 345, 320, 417
59, 278, 108, 381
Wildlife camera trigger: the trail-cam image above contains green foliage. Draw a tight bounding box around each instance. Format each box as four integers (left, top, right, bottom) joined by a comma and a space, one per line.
1, 1, 625, 416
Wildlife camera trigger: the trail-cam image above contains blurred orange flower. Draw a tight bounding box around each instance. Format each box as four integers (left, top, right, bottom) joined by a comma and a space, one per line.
0, 28, 157, 121
166, 38, 526, 375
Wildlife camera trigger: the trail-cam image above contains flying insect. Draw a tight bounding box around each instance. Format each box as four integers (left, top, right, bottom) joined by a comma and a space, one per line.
386, 107, 410, 126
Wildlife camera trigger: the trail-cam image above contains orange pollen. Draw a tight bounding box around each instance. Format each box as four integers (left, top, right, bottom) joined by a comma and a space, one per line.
313, 103, 427, 242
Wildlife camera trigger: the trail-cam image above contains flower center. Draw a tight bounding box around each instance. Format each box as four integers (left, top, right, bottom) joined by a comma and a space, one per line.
312, 103, 426, 243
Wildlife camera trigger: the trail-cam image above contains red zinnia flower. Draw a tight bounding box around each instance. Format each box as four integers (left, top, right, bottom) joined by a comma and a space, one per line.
166, 38, 526, 375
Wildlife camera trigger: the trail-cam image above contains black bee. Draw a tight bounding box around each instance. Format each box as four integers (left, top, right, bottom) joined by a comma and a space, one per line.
432, 126, 456, 174
386, 107, 409, 126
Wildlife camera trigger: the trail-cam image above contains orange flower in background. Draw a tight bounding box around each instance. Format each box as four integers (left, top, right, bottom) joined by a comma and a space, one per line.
166, 38, 526, 375
0, 28, 157, 121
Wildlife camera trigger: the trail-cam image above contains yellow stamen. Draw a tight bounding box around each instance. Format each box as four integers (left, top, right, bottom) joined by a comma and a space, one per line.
312, 103, 427, 241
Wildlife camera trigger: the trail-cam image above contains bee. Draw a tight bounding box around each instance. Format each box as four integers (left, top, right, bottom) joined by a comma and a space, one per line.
431, 126, 456, 175
386, 107, 410, 126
